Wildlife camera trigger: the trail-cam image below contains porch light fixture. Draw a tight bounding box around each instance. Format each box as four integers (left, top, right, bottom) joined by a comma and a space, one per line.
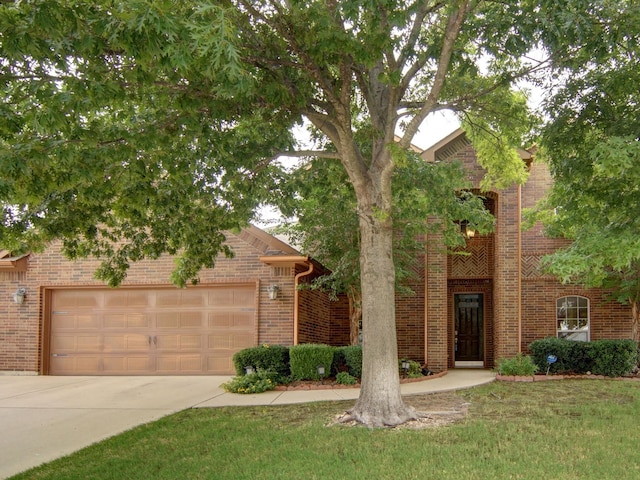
460, 221, 476, 239
245, 365, 255, 375
12, 288, 26, 305
266, 284, 279, 300
317, 364, 325, 381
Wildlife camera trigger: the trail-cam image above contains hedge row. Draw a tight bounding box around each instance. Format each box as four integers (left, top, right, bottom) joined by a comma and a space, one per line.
233, 344, 363, 381
529, 337, 639, 377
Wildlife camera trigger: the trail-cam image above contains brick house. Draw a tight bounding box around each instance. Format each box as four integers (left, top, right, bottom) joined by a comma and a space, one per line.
0, 225, 348, 375
0, 129, 633, 375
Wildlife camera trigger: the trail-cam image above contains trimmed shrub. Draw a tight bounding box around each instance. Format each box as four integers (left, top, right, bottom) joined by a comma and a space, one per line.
497, 353, 539, 376
289, 343, 335, 381
332, 345, 363, 378
232, 344, 290, 380
335, 371, 358, 385
590, 339, 639, 377
221, 370, 278, 394
529, 337, 590, 374
530, 337, 639, 377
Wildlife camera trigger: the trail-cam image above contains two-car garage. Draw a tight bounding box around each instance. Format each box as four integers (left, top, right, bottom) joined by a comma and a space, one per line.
45, 285, 257, 375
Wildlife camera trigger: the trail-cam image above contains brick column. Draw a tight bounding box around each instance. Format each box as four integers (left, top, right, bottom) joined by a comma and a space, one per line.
493, 185, 522, 360
425, 228, 449, 371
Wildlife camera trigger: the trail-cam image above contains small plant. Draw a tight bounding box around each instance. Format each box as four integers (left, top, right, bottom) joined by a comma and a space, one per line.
335, 371, 358, 385
221, 370, 278, 394
399, 359, 423, 378
497, 353, 539, 376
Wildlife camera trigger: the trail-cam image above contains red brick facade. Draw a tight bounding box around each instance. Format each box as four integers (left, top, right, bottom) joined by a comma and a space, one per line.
412, 129, 633, 371
0, 226, 346, 374
1, 130, 634, 375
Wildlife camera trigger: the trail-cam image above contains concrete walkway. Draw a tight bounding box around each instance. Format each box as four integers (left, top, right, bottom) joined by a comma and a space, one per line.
0, 369, 494, 479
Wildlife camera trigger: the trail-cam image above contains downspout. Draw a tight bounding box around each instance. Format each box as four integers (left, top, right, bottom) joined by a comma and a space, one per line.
293, 261, 314, 345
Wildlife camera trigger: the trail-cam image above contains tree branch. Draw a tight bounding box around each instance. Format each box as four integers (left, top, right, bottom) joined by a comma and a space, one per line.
272, 150, 341, 160
398, 0, 470, 149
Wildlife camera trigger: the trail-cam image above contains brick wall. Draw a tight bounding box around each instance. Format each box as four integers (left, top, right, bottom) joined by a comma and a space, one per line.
396, 255, 426, 363
0, 230, 298, 373
520, 160, 633, 347
425, 227, 448, 371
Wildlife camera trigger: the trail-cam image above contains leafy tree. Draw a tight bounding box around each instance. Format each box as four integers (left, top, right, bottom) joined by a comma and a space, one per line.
530, 3, 640, 340
275, 150, 493, 345
0, 0, 621, 426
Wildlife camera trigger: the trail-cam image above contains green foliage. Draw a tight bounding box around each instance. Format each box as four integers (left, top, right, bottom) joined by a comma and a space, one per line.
399, 359, 423, 378
496, 353, 539, 376
530, 337, 639, 377
335, 371, 358, 385
333, 345, 363, 379
232, 344, 290, 381
289, 344, 334, 381
590, 340, 639, 377
221, 370, 277, 394
531, 1, 640, 321
275, 150, 495, 300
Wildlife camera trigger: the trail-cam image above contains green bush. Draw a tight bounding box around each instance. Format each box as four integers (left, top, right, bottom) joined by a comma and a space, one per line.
332, 345, 362, 378
529, 337, 591, 374
530, 337, 639, 377
221, 370, 278, 394
497, 353, 539, 376
289, 344, 334, 381
590, 339, 639, 377
335, 371, 358, 385
399, 359, 423, 378
232, 344, 290, 380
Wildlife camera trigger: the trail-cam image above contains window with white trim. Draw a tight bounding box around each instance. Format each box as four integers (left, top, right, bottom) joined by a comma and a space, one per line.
556, 296, 590, 341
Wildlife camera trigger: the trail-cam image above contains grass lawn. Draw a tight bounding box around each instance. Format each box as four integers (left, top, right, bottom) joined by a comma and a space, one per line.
11, 379, 640, 480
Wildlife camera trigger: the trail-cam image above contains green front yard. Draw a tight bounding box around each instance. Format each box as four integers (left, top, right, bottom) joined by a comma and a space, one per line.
12, 380, 640, 480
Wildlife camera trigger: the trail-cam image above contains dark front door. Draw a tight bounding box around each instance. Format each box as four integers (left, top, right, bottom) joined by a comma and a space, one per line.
455, 293, 484, 362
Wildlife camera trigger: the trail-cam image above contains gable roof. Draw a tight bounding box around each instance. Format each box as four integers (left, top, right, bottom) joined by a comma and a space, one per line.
421, 128, 534, 166
0, 250, 29, 272
237, 224, 301, 256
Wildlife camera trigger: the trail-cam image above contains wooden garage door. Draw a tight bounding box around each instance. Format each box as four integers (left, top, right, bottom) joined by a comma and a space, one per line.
49, 286, 256, 375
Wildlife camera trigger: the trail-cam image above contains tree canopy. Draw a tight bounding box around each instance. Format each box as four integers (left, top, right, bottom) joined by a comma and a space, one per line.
2, 0, 634, 426
529, 1, 640, 338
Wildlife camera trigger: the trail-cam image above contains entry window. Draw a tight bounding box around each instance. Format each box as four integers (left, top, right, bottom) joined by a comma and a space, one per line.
556, 296, 590, 341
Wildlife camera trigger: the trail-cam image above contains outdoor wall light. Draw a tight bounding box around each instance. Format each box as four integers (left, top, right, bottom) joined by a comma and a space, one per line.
266, 284, 279, 300
12, 288, 26, 305
460, 221, 476, 239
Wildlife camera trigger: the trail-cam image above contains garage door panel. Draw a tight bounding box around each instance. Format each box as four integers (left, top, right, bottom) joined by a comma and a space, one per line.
233, 333, 255, 349
206, 355, 234, 374
156, 355, 202, 373
51, 355, 101, 374
103, 356, 154, 374
209, 334, 230, 349
50, 286, 256, 375
52, 314, 99, 330
157, 312, 204, 329
53, 290, 101, 309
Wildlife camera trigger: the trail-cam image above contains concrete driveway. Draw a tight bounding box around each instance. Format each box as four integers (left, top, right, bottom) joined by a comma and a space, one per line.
0, 375, 231, 479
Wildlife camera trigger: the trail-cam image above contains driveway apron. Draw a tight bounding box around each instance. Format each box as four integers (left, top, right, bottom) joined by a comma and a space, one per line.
0, 376, 230, 479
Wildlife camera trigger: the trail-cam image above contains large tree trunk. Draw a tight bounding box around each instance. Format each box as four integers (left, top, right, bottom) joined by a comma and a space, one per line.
346, 195, 417, 427
347, 285, 362, 346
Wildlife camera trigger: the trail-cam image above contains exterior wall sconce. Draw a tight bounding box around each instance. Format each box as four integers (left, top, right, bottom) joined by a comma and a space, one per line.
266, 285, 279, 300
460, 221, 476, 239
13, 288, 26, 305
